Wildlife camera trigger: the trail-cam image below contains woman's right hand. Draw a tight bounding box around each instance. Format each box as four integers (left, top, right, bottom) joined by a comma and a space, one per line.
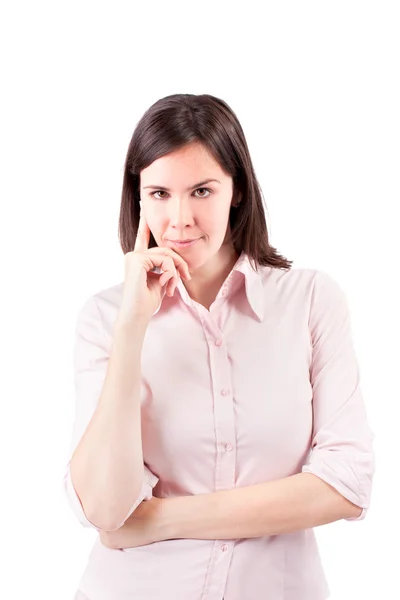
116, 202, 192, 325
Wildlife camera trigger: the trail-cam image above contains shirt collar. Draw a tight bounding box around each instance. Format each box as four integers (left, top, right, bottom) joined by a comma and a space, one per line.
152, 250, 265, 322
232, 251, 266, 322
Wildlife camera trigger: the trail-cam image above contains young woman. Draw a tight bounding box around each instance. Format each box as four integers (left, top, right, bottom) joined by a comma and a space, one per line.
64, 93, 375, 600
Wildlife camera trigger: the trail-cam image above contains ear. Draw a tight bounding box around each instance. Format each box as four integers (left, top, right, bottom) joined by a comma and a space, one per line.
232, 190, 242, 207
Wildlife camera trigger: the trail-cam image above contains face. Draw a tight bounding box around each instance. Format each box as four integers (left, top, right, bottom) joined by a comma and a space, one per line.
139, 142, 240, 273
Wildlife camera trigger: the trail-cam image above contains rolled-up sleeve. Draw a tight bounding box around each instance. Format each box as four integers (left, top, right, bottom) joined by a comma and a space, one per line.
62, 295, 159, 531
301, 270, 376, 522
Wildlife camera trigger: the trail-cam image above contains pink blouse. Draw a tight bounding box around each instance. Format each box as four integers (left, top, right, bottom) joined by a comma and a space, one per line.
63, 251, 375, 600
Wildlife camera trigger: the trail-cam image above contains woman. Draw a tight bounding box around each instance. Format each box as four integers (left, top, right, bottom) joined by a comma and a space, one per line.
64, 93, 375, 600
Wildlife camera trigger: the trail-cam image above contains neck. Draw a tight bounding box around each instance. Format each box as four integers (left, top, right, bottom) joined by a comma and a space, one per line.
183, 243, 240, 308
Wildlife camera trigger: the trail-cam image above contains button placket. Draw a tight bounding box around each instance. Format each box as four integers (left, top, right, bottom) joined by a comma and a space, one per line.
195, 291, 235, 600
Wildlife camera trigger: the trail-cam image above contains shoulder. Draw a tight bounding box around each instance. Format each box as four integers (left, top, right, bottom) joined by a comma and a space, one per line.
263, 265, 343, 291
76, 281, 124, 339
258, 266, 348, 316
259, 264, 318, 295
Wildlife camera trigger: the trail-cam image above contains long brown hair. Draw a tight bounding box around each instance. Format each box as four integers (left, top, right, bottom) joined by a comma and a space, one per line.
118, 93, 293, 273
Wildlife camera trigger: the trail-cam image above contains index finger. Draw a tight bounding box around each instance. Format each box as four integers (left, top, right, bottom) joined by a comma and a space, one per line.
134, 201, 150, 253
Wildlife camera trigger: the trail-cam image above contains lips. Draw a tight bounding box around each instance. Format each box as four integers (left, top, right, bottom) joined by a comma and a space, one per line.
167, 238, 201, 249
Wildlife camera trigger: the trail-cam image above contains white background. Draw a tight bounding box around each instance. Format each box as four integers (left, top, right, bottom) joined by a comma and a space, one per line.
1, 1, 398, 599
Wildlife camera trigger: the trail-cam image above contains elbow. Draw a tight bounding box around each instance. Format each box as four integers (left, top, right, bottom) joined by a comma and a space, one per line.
86, 511, 122, 532
341, 497, 365, 520
89, 475, 152, 531
84, 504, 118, 532
69, 460, 146, 531
302, 449, 375, 523
64, 460, 147, 530
88, 489, 144, 532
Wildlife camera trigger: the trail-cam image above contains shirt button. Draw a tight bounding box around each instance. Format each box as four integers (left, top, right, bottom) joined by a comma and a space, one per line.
221, 389, 229, 396
221, 544, 228, 552
225, 442, 233, 451
215, 339, 222, 346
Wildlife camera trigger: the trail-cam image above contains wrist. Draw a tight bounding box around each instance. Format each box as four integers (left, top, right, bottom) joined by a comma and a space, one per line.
157, 497, 179, 541
114, 315, 149, 336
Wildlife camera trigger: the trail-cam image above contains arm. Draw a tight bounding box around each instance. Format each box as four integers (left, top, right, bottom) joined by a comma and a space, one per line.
159, 472, 362, 541
64, 295, 156, 531
104, 472, 362, 548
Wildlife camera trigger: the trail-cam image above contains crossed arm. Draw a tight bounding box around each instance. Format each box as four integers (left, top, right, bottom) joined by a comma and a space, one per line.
101, 472, 363, 549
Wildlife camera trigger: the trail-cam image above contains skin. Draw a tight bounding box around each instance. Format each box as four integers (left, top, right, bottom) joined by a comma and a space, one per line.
138, 141, 242, 309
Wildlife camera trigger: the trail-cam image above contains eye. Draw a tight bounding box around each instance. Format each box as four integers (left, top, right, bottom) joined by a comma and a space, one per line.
150, 187, 212, 200
194, 187, 212, 198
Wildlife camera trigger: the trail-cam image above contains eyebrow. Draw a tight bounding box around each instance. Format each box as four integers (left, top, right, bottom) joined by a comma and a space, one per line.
142, 178, 221, 192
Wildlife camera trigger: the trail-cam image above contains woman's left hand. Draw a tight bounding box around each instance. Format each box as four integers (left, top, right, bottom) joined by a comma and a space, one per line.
99, 496, 165, 549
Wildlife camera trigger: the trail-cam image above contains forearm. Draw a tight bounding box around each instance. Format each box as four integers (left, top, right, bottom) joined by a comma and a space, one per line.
70, 319, 148, 531
160, 472, 363, 540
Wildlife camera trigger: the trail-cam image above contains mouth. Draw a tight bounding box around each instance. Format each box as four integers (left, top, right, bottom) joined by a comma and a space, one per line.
167, 238, 202, 249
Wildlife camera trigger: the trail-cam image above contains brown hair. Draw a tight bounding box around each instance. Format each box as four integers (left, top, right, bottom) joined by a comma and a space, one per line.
118, 93, 293, 273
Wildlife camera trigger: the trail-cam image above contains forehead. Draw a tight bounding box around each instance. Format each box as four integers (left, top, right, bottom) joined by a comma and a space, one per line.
140, 143, 229, 187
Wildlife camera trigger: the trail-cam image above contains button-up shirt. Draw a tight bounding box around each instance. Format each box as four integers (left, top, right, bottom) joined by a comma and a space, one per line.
63, 251, 375, 600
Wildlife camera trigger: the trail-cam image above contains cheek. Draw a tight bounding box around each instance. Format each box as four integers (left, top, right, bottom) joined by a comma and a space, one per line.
144, 208, 163, 233
207, 209, 230, 230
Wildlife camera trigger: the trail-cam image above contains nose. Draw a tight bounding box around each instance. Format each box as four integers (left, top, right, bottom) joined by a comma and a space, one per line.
168, 197, 195, 229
